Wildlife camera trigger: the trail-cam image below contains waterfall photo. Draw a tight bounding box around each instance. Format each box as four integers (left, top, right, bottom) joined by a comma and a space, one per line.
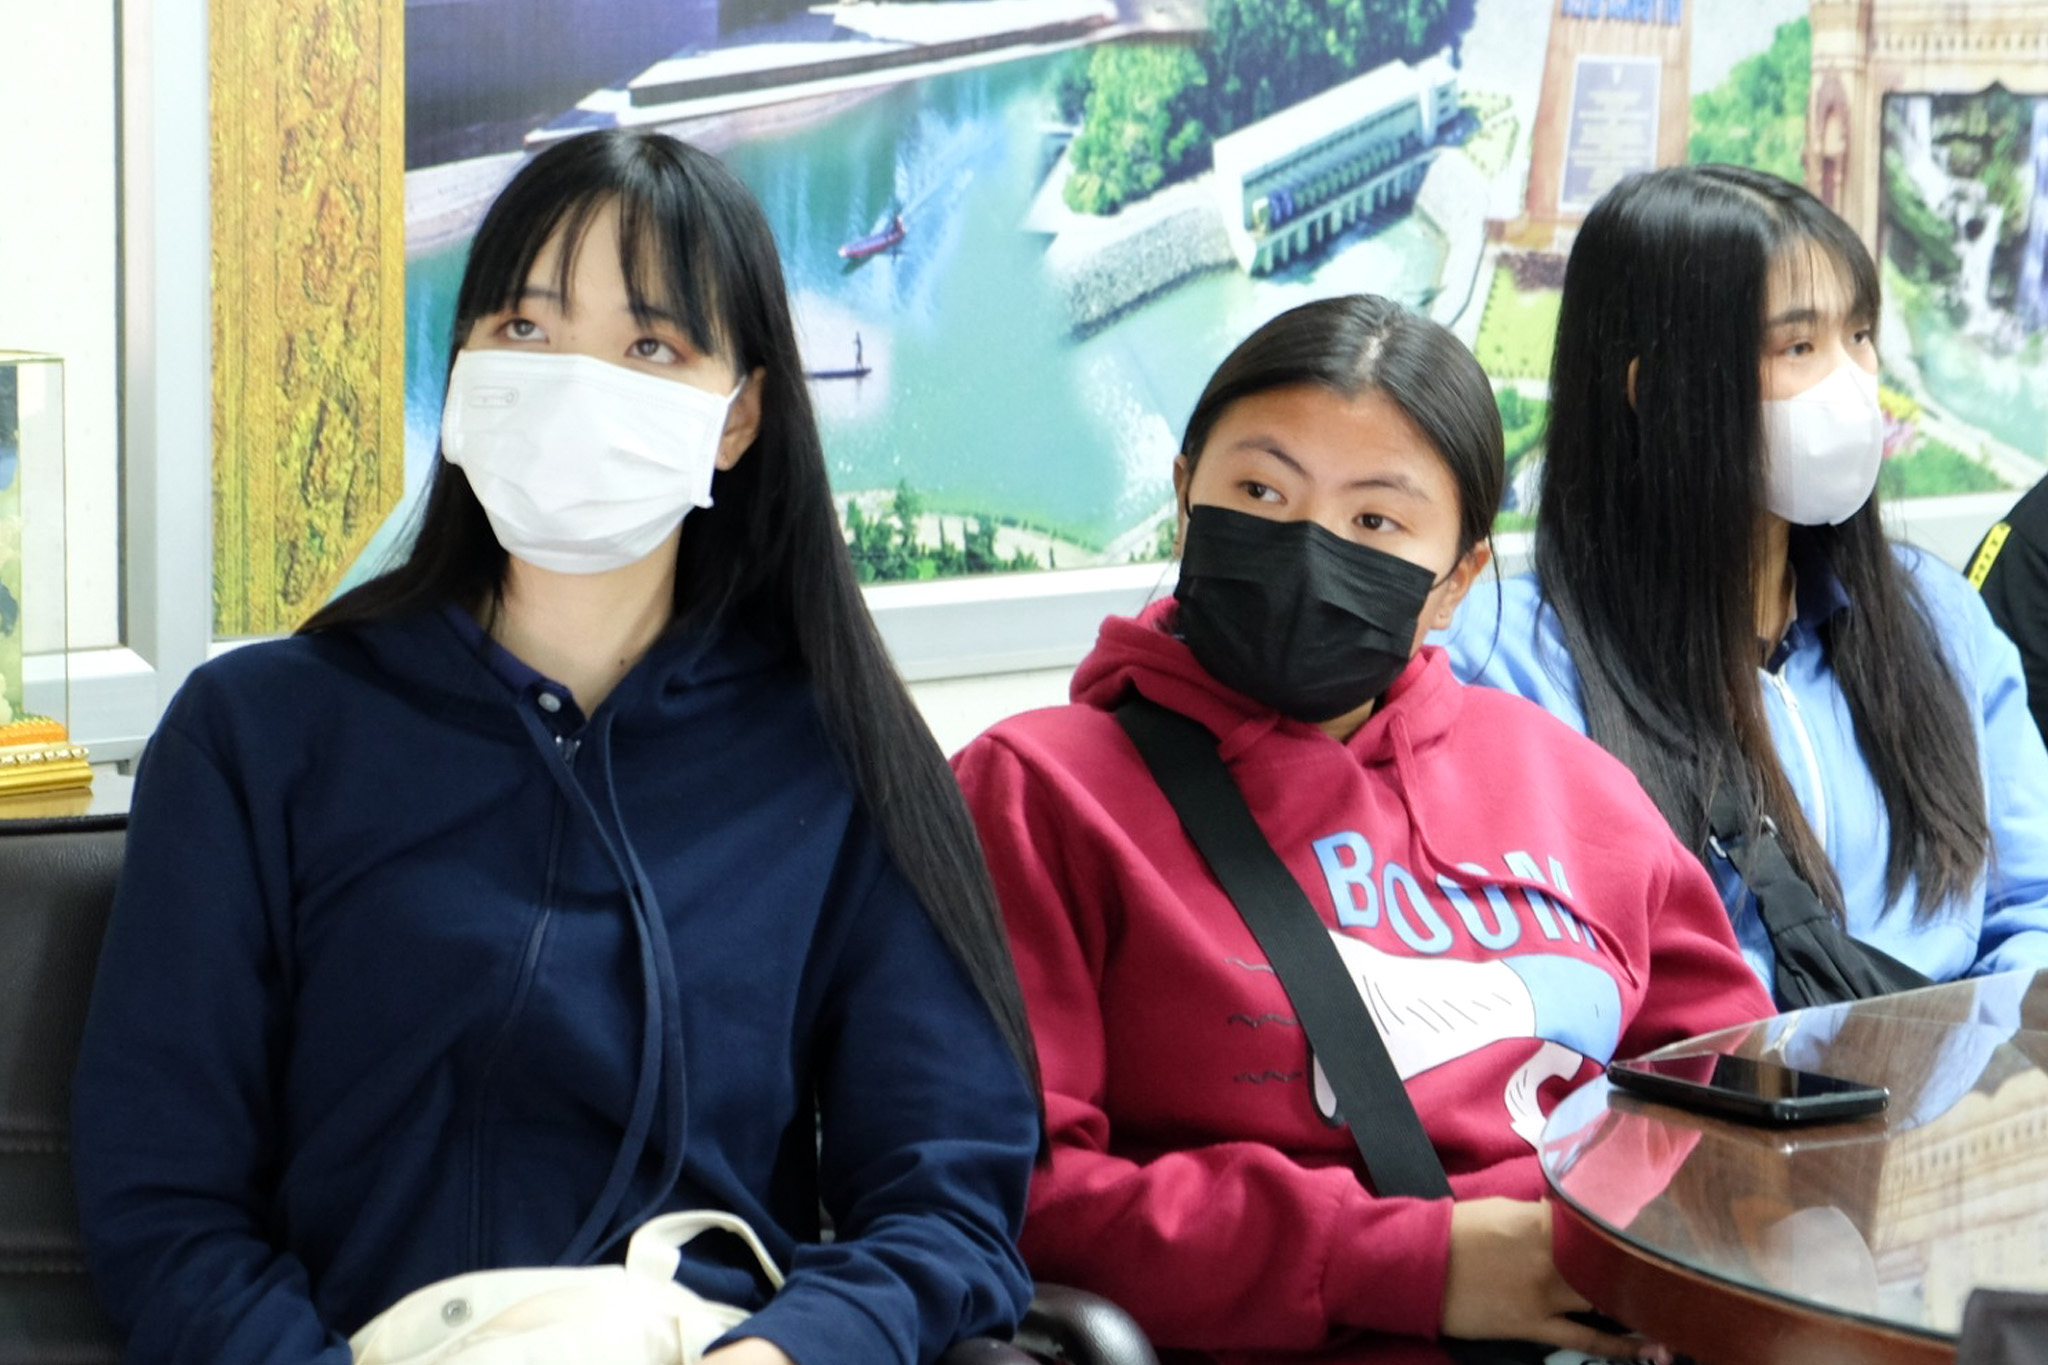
1878, 89, 2048, 495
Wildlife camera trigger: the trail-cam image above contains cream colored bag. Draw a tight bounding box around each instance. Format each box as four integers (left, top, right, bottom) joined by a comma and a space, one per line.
349, 1211, 785, 1365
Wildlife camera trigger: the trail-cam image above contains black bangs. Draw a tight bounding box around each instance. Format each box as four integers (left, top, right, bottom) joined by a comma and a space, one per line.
1795, 213, 1882, 331
1694, 162, 1881, 330
1757, 214, 1881, 337
1180, 296, 1504, 557
452, 134, 753, 367
610, 153, 742, 363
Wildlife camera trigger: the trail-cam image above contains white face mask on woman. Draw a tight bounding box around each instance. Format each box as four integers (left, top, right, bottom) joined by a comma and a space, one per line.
439, 348, 742, 574
1761, 364, 1883, 527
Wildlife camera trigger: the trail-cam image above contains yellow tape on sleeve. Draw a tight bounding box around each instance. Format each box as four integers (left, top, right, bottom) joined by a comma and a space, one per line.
1968, 521, 2013, 590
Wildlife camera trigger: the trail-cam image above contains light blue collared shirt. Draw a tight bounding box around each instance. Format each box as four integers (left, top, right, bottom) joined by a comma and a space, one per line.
1438, 543, 2048, 988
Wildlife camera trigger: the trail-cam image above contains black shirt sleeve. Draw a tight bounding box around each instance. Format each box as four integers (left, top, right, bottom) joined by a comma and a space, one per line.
1972, 479, 2048, 746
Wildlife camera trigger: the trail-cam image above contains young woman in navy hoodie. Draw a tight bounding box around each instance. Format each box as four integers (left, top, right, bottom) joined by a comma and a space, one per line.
72, 130, 1039, 1365
952, 297, 1772, 1365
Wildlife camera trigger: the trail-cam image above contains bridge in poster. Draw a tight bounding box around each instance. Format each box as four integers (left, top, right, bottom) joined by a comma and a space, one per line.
1210, 54, 1461, 276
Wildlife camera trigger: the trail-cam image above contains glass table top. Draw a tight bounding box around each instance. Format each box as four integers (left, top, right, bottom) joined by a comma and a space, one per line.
1541, 969, 2048, 1340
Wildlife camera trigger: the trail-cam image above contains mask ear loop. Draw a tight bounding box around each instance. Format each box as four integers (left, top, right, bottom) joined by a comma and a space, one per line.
707, 371, 754, 478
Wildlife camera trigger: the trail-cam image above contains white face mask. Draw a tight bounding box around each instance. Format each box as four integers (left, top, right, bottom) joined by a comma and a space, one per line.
439, 349, 741, 574
1761, 364, 1883, 527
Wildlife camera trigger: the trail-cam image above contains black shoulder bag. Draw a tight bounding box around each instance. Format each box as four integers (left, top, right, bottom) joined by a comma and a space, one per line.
1704, 787, 1931, 1011
1113, 695, 1561, 1365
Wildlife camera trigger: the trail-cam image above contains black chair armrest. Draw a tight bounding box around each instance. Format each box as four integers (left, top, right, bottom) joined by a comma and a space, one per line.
940, 1338, 1046, 1365
1012, 1284, 1160, 1365
1959, 1288, 2048, 1364
0, 813, 128, 1363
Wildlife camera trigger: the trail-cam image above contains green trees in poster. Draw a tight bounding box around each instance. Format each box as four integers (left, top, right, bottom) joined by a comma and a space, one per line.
1203, 0, 1454, 132
1495, 387, 1548, 477
1882, 144, 1962, 288
1879, 437, 2006, 498
1947, 90, 2039, 299
1063, 0, 1461, 214
845, 482, 1048, 582
1472, 263, 1562, 381
1688, 17, 1809, 183
1064, 44, 1209, 215
1883, 89, 2034, 304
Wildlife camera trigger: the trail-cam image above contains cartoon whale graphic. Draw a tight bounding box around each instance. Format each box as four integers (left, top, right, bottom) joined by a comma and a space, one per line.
1309, 932, 1623, 1147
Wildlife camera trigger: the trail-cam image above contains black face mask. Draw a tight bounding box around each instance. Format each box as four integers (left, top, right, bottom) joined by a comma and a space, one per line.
1173, 504, 1441, 723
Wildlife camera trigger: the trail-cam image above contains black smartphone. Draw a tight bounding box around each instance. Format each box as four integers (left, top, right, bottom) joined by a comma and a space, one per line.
1607, 1052, 1889, 1125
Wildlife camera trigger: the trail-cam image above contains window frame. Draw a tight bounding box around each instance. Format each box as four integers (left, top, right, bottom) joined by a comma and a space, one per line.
65, 0, 212, 764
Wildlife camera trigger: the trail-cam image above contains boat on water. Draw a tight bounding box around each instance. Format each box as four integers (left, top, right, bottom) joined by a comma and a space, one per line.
839, 214, 907, 260
805, 333, 873, 383
520, 0, 1135, 149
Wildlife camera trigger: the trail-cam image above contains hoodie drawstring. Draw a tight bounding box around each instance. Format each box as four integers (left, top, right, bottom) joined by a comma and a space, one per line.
1385, 712, 1568, 907
515, 704, 690, 1266
589, 729, 691, 1250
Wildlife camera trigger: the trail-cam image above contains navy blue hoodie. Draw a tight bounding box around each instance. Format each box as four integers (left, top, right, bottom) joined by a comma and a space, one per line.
72, 607, 1036, 1365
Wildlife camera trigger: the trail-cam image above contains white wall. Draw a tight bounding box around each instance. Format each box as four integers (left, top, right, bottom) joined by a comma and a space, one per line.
911, 667, 1073, 756
0, 1, 122, 651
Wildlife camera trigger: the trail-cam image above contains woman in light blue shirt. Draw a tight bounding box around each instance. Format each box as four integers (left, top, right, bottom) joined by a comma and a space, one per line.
1443, 164, 2048, 996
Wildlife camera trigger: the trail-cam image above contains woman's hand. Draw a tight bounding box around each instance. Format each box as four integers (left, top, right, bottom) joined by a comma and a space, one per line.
701, 1339, 797, 1365
1440, 1198, 1669, 1362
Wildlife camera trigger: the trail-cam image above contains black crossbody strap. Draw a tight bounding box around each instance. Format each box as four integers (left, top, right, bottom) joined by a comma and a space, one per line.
1115, 696, 1451, 1200
1705, 784, 1932, 1009
1705, 786, 1834, 939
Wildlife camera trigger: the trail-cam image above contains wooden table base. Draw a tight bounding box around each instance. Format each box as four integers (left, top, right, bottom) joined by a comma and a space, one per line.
1552, 1205, 1954, 1365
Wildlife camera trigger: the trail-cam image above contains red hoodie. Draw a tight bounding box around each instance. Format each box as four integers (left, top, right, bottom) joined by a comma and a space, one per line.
951, 600, 1771, 1364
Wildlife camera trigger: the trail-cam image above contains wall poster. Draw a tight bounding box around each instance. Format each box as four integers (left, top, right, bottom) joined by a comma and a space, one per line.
209, 0, 2048, 630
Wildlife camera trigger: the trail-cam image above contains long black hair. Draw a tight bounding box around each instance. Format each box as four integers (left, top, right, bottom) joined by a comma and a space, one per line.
1180, 294, 1503, 557
301, 129, 1041, 1091
1538, 163, 1986, 920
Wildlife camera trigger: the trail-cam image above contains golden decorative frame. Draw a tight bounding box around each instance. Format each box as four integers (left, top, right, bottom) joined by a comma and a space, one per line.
211, 0, 405, 636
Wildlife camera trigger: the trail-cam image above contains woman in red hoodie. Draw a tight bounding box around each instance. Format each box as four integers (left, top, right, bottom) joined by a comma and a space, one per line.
952, 296, 1773, 1365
